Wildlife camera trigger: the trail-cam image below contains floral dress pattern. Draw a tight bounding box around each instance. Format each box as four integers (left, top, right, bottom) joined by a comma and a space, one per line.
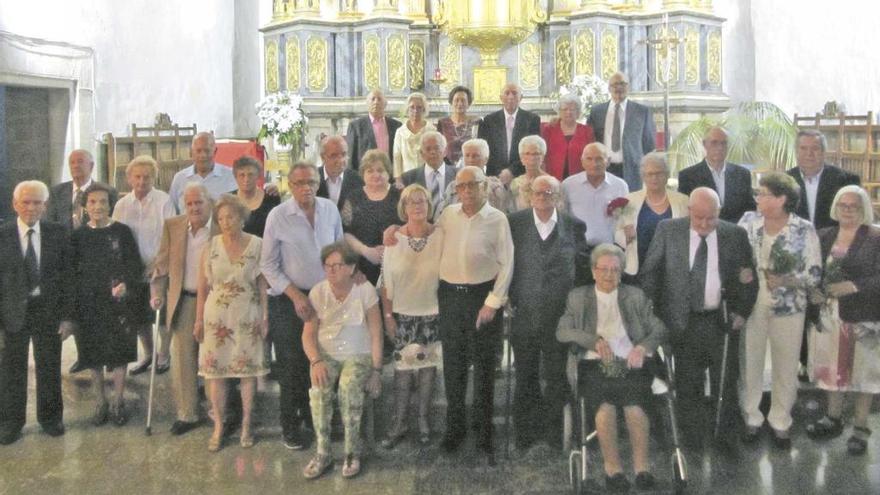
199, 235, 268, 378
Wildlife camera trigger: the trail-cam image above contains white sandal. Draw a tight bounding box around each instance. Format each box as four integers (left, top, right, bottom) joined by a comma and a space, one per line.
303, 454, 333, 480
341, 454, 361, 478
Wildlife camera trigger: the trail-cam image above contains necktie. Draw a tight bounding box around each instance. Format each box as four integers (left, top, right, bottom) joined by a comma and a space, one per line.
25, 228, 39, 293
611, 102, 622, 152
505, 114, 515, 161
431, 169, 442, 214
73, 188, 85, 227
689, 235, 708, 312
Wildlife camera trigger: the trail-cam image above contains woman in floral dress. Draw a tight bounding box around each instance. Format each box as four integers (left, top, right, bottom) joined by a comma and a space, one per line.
195, 194, 268, 452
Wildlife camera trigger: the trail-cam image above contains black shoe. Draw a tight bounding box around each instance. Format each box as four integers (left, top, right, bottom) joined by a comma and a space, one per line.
605, 473, 630, 493
440, 434, 464, 453
92, 402, 109, 426
69, 360, 87, 374
112, 403, 129, 427
42, 422, 65, 437
283, 429, 305, 450
155, 361, 170, 375
635, 472, 655, 490
771, 430, 791, 450
741, 426, 761, 445
129, 360, 151, 376
170, 420, 200, 436
0, 427, 21, 445
805, 416, 843, 440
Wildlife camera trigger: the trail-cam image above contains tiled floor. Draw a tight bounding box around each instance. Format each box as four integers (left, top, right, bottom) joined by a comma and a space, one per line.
1, 339, 878, 494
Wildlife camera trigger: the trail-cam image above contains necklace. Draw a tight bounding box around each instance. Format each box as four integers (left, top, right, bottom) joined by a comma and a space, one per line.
407, 235, 428, 252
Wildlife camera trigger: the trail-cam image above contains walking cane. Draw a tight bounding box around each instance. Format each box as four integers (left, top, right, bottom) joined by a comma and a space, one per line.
502, 304, 514, 459
714, 293, 730, 439
145, 309, 161, 436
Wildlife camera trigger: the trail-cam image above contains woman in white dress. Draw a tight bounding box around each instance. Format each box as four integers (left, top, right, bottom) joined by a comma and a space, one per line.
393, 92, 435, 184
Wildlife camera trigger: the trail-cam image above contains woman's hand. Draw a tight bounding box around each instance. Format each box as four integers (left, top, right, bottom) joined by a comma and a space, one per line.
193, 320, 204, 343
382, 225, 401, 247
765, 271, 797, 291
394, 178, 405, 190
111, 282, 127, 300
808, 287, 826, 305
365, 370, 382, 399
623, 224, 636, 245
363, 245, 384, 265
627, 345, 646, 369
57, 321, 75, 341
310, 361, 329, 388
827, 281, 858, 298
150, 296, 164, 311
291, 291, 315, 321
595, 337, 613, 364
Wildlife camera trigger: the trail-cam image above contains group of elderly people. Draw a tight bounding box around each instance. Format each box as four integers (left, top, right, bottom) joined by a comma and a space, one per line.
1, 77, 878, 492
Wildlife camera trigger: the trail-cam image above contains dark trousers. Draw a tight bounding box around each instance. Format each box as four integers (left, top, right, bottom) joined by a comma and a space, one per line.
673, 311, 739, 440
0, 298, 63, 431
510, 316, 568, 448
438, 280, 501, 448
268, 294, 310, 436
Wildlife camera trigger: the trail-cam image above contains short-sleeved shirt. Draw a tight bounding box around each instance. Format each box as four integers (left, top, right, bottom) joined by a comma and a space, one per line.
309, 280, 379, 360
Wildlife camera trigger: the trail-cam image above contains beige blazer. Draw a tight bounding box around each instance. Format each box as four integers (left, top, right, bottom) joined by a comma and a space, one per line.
150, 215, 219, 328
614, 188, 689, 275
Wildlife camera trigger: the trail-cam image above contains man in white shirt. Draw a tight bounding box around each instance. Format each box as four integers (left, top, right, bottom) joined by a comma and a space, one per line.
562, 142, 629, 247
150, 183, 217, 436
436, 166, 514, 466
113, 156, 176, 376
168, 132, 238, 212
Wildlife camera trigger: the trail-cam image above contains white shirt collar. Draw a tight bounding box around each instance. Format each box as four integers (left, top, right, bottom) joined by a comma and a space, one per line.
187, 163, 221, 178
595, 286, 618, 304
17, 217, 40, 237
504, 108, 519, 120
188, 217, 212, 234
705, 160, 727, 174
800, 165, 825, 183
324, 167, 343, 183
532, 207, 558, 227
73, 179, 93, 193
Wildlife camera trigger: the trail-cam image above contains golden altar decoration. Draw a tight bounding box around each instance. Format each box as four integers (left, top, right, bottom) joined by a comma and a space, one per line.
433, 0, 547, 103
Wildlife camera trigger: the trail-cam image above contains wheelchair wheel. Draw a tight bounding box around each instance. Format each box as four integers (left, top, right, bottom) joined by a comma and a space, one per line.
562, 403, 573, 452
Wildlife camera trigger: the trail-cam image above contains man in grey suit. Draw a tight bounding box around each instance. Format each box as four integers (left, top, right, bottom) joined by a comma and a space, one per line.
587, 72, 656, 191
315, 135, 364, 210
399, 131, 457, 220
678, 126, 756, 223
345, 90, 402, 171
46, 149, 118, 230
508, 175, 588, 450
640, 187, 757, 449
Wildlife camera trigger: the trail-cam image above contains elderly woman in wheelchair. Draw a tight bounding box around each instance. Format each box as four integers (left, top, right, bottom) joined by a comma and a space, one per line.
557, 244, 667, 493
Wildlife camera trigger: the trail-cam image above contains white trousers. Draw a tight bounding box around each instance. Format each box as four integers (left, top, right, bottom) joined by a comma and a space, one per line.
739, 304, 804, 432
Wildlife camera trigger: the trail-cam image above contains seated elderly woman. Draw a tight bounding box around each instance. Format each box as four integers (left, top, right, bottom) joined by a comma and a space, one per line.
556, 243, 666, 493
301, 241, 383, 480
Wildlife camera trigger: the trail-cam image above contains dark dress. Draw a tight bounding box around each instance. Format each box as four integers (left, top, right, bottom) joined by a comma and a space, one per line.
436, 116, 479, 165
341, 187, 402, 285
234, 190, 281, 238
70, 222, 143, 368
636, 203, 672, 271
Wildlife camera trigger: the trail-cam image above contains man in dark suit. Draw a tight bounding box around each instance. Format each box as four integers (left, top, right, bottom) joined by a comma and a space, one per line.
316, 135, 364, 210
508, 175, 588, 450
345, 90, 402, 171
678, 126, 756, 223
399, 131, 457, 220
477, 82, 541, 178
640, 187, 758, 449
0, 180, 74, 445
587, 72, 656, 191
787, 129, 860, 230
46, 149, 118, 230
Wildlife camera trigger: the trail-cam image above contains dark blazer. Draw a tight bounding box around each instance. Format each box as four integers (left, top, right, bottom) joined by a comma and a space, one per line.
345, 115, 402, 171
316, 167, 365, 209
678, 160, 756, 223
813, 224, 880, 322
46, 180, 118, 230
541, 121, 595, 181
478, 108, 541, 177
587, 100, 655, 191
787, 165, 860, 230
639, 217, 758, 338
508, 209, 589, 335
0, 220, 71, 334
400, 163, 457, 190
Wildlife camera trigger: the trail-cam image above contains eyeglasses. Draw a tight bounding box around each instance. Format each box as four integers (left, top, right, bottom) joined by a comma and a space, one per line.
290, 180, 318, 188
405, 199, 428, 207
593, 266, 621, 275
455, 181, 483, 191
836, 203, 861, 211
324, 262, 349, 271
531, 189, 557, 198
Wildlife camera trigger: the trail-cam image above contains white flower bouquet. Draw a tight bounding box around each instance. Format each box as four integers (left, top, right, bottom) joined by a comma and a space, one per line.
559, 74, 611, 117
255, 91, 308, 148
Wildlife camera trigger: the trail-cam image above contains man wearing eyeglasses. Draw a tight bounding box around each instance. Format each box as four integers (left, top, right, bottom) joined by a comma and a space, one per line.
261, 162, 343, 450
587, 72, 656, 191
507, 175, 588, 452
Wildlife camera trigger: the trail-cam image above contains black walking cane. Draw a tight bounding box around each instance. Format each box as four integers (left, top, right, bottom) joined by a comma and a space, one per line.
145, 309, 161, 436
714, 291, 731, 439
502, 304, 515, 459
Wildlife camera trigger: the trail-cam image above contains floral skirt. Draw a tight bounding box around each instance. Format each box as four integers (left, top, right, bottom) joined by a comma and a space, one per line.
392, 313, 442, 371
808, 299, 880, 394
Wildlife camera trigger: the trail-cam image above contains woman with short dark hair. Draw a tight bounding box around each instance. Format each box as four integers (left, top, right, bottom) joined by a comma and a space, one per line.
436, 85, 479, 165
232, 155, 279, 237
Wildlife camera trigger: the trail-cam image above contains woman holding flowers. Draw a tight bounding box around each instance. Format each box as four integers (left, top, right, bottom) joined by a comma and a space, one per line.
805, 185, 880, 455
737, 172, 821, 449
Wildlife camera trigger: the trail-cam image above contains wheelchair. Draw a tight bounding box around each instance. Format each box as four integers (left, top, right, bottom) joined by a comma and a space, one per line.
563, 346, 687, 494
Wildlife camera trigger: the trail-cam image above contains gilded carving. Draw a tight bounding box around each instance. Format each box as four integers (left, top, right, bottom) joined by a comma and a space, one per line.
387, 34, 406, 91
654, 27, 679, 86
600, 28, 618, 80
265, 40, 279, 93
575, 29, 594, 76
285, 38, 301, 91
306, 36, 328, 92
684, 28, 699, 85
707, 30, 722, 86
555, 35, 572, 86
409, 40, 425, 90
518, 40, 541, 90
439, 40, 461, 93
364, 34, 381, 91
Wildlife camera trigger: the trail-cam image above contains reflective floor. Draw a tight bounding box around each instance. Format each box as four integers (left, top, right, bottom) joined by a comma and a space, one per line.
1, 340, 878, 494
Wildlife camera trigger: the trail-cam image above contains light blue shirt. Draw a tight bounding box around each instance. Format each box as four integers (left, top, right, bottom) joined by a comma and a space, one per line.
168, 163, 237, 213
260, 197, 343, 296
562, 171, 629, 246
